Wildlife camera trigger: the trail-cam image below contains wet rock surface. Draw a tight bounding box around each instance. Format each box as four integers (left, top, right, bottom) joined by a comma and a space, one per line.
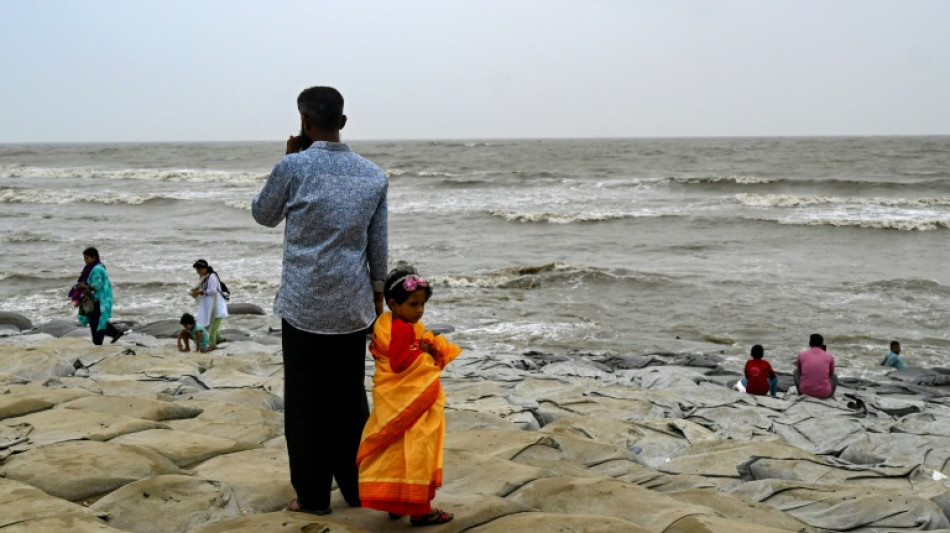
1, 332, 950, 531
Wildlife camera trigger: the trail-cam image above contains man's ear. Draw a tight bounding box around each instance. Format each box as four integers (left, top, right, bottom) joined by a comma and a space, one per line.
301, 115, 312, 132
339, 114, 347, 131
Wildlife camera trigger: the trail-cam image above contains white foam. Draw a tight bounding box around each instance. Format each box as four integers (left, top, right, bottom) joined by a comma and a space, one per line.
0, 189, 161, 205
738, 193, 950, 208
461, 321, 586, 344
488, 209, 655, 224
787, 218, 950, 231
225, 199, 252, 210
0, 165, 267, 184
674, 175, 774, 185
417, 171, 457, 178
0, 188, 236, 206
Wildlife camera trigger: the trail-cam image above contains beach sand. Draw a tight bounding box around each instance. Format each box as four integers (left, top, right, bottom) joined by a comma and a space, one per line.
2, 311, 950, 532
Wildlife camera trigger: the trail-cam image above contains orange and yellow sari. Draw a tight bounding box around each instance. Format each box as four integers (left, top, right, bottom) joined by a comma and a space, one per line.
356, 312, 461, 516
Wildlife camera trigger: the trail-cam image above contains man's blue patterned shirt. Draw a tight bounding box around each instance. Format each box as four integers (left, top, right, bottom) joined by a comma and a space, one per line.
252, 141, 388, 334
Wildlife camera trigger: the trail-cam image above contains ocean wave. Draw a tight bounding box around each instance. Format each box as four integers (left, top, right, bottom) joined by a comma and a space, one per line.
0, 186, 245, 206
0, 272, 74, 283
385, 169, 469, 181
417, 171, 457, 178
0, 165, 267, 184
119, 277, 279, 291
771, 217, 950, 231
460, 321, 587, 343
0, 188, 170, 205
0, 231, 63, 244
210, 276, 278, 290
433, 178, 494, 188
422, 141, 500, 148
900, 170, 950, 179
737, 193, 950, 208
436, 262, 669, 291
224, 199, 252, 210
674, 175, 950, 190
488, 209, 649, 224
863, 278, 950, 293
672, 175, 775, 185
438, 263, 577, 289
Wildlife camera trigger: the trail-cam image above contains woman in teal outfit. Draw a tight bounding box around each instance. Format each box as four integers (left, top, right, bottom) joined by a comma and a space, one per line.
70, 247, 123, 345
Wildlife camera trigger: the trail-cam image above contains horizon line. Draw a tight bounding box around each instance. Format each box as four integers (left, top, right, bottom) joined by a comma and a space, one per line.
2, 133, 949, 145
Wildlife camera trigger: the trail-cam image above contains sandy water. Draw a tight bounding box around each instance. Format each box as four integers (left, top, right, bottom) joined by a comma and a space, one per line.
1, 136, 948, 376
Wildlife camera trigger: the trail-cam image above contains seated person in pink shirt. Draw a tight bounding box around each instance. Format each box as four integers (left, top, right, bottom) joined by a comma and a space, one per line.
793, 333, 837, 399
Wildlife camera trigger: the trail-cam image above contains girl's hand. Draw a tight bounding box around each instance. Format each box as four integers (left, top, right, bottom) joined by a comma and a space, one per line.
419, 339, 437, 356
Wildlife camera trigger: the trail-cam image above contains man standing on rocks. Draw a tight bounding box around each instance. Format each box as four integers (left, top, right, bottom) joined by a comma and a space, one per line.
252, 86, 388, 515
794, 333, 837, 399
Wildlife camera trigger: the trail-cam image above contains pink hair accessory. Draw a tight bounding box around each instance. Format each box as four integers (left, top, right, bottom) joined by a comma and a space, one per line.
403, 275, 428, 291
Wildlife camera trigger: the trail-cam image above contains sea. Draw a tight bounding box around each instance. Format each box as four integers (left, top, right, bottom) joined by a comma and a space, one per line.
1, 137, 948, 379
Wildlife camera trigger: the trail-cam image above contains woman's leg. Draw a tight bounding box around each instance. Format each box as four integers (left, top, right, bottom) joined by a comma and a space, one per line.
209, 318, 223, 345
88, 303, 105, 345
90, 324, 105, 345
103, 321, 120, 339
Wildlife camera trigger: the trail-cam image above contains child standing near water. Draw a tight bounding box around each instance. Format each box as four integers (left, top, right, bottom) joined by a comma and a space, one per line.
357, 267, 461, 526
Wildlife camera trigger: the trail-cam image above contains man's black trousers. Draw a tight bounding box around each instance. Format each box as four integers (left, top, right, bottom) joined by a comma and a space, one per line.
282, 319, 370, 510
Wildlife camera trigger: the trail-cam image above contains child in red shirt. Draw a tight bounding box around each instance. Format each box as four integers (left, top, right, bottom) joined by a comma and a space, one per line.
743, 344, 778, 397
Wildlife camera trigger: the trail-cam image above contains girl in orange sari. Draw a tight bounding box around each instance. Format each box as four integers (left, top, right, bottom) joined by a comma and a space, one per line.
357, 267, 461, 526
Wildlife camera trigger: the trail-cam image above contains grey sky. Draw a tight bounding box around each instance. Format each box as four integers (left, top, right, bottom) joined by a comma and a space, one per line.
1, 0, 948, 142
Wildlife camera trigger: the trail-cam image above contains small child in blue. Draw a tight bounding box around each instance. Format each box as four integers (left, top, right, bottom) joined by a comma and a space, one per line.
882, 340, 907, 370
177, 313, 212, 353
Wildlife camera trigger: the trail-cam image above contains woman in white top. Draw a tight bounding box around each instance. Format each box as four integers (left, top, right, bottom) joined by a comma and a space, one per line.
191, 259, 229, 348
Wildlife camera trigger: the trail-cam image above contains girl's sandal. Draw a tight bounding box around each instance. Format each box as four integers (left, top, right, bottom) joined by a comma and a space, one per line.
410, 508, 454, 527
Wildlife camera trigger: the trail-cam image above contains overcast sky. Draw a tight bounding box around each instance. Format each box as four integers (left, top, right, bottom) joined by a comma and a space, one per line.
1, 1, 948, 142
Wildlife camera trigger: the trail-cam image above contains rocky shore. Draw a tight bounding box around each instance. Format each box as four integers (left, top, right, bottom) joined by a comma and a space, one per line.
2, 310, 950, 532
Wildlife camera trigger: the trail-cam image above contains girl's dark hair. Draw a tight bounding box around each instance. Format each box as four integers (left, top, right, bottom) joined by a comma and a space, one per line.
83, 247, 99, 260
384, 265, 432, 305
193, 259, 215, 274
751, 344, 764, 359
180, 313, 196, 326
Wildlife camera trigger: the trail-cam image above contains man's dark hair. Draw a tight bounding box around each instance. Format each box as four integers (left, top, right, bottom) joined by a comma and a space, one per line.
751, 344, 764, 359
809, 333, 824, 348
297, 86, 344, 131
890, 340, 900, 349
